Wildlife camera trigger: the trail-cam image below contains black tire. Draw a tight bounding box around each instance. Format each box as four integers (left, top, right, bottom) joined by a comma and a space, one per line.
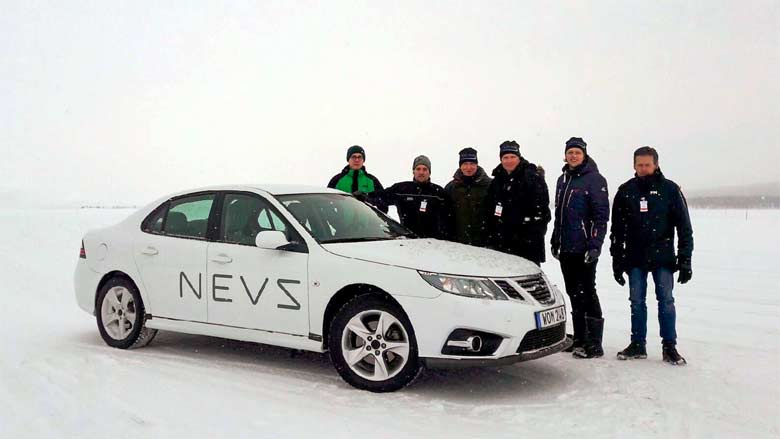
328, 294, 422, 392
96, 276, 157, 349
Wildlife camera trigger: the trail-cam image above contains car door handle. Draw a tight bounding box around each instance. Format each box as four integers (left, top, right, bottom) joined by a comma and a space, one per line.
210, 254, 233, 264
141, 246, 159, 256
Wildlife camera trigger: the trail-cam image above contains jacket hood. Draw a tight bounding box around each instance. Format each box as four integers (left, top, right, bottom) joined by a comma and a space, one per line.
491, 160, 536, 179
322, 238, 541, 277
452, 166, 490, 184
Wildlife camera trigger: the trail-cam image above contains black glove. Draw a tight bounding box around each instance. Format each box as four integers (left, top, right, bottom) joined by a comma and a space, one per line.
584, 248, 600, 264
677, 257, 692, 284
612, 257, 626, 286
613, 271, 626, 286
352, 191, 367, 202
551, 246, 560, 260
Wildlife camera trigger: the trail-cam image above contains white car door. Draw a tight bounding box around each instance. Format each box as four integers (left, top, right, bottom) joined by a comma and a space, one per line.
134, 193, 216, 322
207, 192, 309, 336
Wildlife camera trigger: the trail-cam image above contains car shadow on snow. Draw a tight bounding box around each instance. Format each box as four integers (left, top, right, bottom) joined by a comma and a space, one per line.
73, 329, 571, 401
72, 329, 336, 376
408, 361, 571, 402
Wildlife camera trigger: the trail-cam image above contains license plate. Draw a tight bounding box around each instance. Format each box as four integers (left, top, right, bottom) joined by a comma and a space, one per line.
535, 305, 566, 329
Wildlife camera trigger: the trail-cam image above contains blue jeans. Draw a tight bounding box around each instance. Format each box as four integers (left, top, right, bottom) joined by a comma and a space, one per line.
628, 267, 677, 344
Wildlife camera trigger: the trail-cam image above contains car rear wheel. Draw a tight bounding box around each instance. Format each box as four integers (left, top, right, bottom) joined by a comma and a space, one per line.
96, 276, 157, 349
328, 294, 422, 392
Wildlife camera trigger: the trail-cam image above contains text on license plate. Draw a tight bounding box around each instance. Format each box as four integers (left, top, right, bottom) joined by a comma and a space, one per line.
535, 305, 566, 329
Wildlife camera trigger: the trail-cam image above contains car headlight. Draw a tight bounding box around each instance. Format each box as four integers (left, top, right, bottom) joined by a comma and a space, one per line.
419, 272, 508, 300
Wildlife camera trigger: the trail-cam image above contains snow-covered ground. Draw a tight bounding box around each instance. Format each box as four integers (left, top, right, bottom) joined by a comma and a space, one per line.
1, 208, 777, 438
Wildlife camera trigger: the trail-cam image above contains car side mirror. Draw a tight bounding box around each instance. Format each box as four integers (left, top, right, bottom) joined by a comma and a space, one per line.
255, 230, 290, 250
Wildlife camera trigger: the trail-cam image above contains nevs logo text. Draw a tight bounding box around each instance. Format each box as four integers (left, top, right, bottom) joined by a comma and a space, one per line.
179, 272, 301, 310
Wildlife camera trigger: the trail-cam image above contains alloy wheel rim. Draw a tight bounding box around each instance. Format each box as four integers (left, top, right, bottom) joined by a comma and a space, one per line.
100, 286, 136, 340
341, 310, 410, 381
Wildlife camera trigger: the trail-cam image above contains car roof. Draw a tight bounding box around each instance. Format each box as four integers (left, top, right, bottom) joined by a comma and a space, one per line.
167, 184, 344, 197
249, 184, 344, 196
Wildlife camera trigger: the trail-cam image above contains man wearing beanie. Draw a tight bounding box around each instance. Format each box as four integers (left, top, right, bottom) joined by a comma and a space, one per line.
443, 147, 492, 246
551, 137, 610, 358
485, 140, 551, 265
379, 155, 446, 238
327, 145, 388, 213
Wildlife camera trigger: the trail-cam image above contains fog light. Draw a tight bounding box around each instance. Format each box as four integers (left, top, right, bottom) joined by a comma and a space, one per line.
441, 329, 502, 356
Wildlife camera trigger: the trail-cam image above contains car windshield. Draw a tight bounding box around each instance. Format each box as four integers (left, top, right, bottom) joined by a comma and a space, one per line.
275, 193, 414, 244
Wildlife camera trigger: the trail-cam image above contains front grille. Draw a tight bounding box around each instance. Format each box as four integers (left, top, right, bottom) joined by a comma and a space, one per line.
493, 280, 524, 300
514, 274, 554, 305
516, 323, 566, 353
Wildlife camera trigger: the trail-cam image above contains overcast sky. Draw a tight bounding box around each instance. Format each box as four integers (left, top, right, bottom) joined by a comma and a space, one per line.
1, 0, 777, 207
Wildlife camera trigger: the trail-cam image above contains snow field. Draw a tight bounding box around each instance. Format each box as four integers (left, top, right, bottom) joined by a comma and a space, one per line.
0, 208, 777, 438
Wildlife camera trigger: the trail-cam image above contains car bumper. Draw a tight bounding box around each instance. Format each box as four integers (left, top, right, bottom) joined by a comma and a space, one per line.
395, 283, 568, 366
423, 335, 572, 368
74, 259, 102, 315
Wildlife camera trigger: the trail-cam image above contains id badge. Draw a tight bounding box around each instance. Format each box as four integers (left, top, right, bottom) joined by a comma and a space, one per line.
494, 203, 503, 217
640, 198, 648, 213
419, 200, 428, 213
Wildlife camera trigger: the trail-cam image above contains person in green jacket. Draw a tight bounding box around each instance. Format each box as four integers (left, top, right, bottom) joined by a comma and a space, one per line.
443, 147, 492, 246
327, 145, 388, 213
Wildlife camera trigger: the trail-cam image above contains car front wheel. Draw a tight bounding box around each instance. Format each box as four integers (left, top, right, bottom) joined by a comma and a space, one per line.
328, 294, 422, 392
96, 276, 157, 349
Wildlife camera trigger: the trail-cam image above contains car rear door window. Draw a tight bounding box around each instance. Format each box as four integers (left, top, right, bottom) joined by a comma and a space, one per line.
163, 194, 215, 239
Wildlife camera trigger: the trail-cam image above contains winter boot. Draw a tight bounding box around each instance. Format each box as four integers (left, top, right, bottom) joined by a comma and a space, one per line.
662, 342, 687, 366
617, 341, 647, 360
573, 317, 604, 359
563, 312, 586, 353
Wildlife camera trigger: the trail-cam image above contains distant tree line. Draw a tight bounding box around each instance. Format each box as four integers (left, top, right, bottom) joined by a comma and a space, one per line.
80, 205, 138, 209
686, 196, 780, 209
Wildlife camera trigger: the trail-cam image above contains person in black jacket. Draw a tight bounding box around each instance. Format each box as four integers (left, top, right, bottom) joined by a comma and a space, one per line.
610, 146, 693, 365
443, 148, 492, 246
485, 140, 551, 265
551, 137, 610, 358
380, 155, 446, 238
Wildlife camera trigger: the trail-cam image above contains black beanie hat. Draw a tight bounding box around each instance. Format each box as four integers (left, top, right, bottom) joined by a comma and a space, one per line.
346, 145, 365, 161
565, 137, 587, 154
499, 140, 521, 158
458, 147, 478, 165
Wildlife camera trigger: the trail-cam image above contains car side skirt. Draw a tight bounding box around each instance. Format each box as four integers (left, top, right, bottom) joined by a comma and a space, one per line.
145, 317, 326, 353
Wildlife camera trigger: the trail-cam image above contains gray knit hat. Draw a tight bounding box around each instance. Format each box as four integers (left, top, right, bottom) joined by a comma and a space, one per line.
412, 155, 431, 171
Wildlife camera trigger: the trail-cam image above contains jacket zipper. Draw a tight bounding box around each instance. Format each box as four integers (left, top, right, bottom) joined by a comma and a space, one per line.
558, 174, 573, 245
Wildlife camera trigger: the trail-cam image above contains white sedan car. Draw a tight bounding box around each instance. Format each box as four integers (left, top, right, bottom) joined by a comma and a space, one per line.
75, 185, 570, 392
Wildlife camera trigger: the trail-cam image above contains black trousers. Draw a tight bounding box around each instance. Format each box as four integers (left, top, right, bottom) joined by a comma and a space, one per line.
559, 252, 603, 340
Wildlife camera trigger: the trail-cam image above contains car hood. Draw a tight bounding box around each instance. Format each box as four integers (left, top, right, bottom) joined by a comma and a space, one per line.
321, 239, 541, 278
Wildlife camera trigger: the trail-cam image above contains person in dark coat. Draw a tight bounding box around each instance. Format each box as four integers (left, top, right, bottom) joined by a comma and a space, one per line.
379, 155, 446, 238
550, 137, 610, 358
485, 140, 551, 265
610, 146, 693, 365
327, 145, 388, 213
443, 148, 492, 246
